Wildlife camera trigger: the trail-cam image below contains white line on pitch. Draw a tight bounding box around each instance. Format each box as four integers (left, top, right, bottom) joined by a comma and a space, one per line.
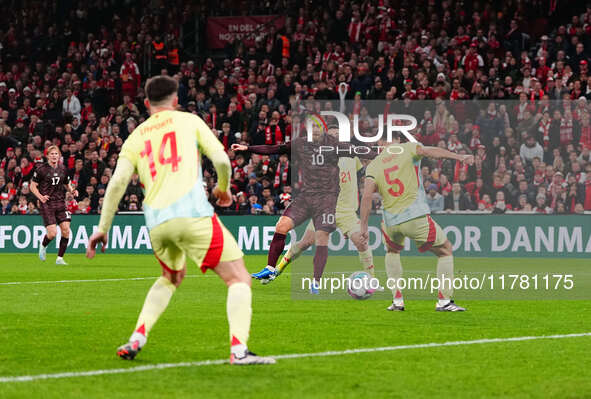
0, 272, 336, 286
1, 332, 589, 383
0, 275, 202, 286
3, 269, 587, 286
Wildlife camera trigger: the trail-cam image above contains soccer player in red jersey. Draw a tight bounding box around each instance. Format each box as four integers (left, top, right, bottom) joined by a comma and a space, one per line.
30, 146, 78, 265
232, 121, 374, 293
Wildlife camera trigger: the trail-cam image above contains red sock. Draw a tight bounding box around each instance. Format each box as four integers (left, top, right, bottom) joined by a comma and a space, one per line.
267, 233, 286, 267
58, 237, 68, 257
313, 245, 328, 281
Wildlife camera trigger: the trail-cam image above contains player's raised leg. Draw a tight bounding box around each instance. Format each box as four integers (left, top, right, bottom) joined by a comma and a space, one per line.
55, 220, 71, 265
214, 258, 275, 365
39, 223, 56, 261
275, 220, 315, 279
252, 215, 294, 281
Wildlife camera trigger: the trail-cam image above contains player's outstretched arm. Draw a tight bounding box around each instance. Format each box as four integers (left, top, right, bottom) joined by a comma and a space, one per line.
416, 146, 474, 165
87, 157, 134, 258
231, 142, 290, 155
359, 177, 378, 241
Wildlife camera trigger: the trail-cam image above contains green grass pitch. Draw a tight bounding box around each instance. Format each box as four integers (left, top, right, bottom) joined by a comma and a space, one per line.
1, 253, 591, 398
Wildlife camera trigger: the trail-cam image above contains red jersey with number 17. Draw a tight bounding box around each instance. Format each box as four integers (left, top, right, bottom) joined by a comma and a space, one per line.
32, 163, 70, 203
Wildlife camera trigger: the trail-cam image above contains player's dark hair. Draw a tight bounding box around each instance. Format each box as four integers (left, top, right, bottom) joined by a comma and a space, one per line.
145, 75, 179, 105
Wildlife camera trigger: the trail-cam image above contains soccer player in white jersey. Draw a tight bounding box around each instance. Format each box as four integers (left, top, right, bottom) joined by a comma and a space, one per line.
86, 75, 274, 365
360, 137, 473, 311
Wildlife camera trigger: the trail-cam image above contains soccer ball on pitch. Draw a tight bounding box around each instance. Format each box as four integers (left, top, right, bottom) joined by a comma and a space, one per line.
347, 271, 375, 300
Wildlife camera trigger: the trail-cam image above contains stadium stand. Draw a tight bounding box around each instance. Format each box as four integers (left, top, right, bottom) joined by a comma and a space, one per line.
0, 0, 590, 216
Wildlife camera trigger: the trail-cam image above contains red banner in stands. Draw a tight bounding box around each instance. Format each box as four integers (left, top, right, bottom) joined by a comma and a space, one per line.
206, 15, 286, 49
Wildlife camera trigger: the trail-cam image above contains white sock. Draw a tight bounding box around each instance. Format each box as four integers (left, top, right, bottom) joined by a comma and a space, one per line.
132, 276, 176, 343
358, 248, 375, 277
129, 331, 148, 348
438, 299, 451, 307
227, 282, 252, 355
436, 255, 454, 302
385, 252, 403, 304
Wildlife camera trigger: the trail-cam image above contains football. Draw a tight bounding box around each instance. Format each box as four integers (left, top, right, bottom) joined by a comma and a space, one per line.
347, 271, 375, 300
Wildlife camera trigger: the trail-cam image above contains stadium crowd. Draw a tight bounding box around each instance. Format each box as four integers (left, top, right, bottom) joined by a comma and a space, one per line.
1, 0, 591, 217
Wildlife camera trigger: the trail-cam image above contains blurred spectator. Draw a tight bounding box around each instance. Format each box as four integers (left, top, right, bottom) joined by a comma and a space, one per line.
426, 184, 444, 212
62, 89, 81, 121
445, 182, 474, 211
0, 0, 589, 217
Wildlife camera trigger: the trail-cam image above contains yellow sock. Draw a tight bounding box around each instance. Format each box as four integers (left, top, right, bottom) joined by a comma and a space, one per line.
276, 255, 291, 274
227, 282, 252, 350
385, 252, 403, 303
134, 276, 176, 339
358, 248, 375, 277
277, 243, 303, 274
437, 255, 454, 301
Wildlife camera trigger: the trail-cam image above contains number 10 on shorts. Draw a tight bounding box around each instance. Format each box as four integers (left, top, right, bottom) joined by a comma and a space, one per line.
322, 213, 335, 224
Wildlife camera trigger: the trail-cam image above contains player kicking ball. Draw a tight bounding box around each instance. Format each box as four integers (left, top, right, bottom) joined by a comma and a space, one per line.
360, 137, 473, 312
30, 145, 77, 265
232, 123, 374, 294
273, 155, 378, 287
86, 75, 274, 365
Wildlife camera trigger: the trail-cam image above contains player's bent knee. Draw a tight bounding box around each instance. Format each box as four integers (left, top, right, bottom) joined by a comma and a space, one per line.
302, 239, 315, 249
275, 217, 294, 234
163, 266, 186, 287
350, 232, 368, 251
216, 258, 251, 287
46, 226, 57, 239
432, 240, 453, 257
315, 230, 330, 246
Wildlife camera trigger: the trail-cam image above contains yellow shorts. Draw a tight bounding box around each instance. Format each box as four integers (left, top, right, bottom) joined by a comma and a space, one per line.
336, 211, 361, 237
303, 212, 360, 237
381, 215, 446, 252
150, 215, 243, 273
